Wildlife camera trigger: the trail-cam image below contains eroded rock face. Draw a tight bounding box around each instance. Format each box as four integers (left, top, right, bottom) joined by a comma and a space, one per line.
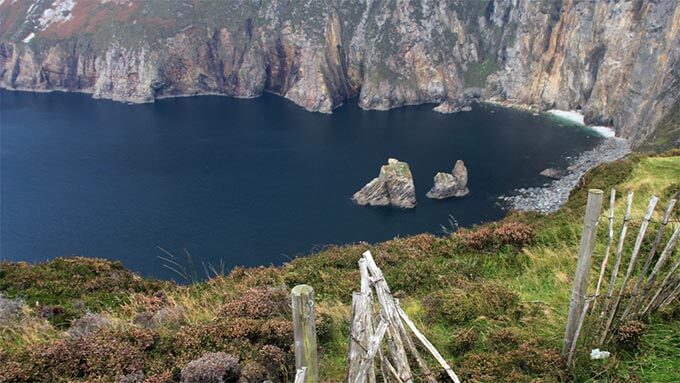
426, 160, 469, 199
0, 1, 678, 145
353, 158, 416, 209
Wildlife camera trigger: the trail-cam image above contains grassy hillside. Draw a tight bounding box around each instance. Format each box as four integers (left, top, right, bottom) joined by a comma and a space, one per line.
1, 152, 679, 382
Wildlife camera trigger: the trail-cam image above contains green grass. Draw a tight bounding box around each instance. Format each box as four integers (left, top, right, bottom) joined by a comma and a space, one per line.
1, 153, 679, 382
463, 58, 499, 87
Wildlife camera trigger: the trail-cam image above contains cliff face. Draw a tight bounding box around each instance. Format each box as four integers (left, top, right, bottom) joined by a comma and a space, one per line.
1, 0, 678, 145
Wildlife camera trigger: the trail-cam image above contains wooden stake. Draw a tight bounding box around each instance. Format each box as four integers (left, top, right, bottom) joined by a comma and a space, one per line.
353, 319, 389, 383
599, 191, 634, 325
621, 198, 676, 319
295, 367, 308, 383
606, 196, 658, 328
567, 299, 591, 367
347, 292, 370, 382
660, 279, 680, 307
363, 251, 414, 383
292, 284, 319, 383
641, 238, 680, 317
396, 304, 461, 383
628, 225, 680, 319
592, 189, 617, 315
359, 259, 377, 383
563, 189, 604, 355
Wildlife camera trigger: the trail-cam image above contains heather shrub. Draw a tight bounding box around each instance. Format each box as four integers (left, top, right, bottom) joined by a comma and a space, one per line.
180, 352, 241, 383
218, 288, 289, 319
458, 351, 506, 381
448, 328, 478, 355
457, 226, 494, 250
456, 222, 534, 250
240, 362, 269, 383
258, 344, 288, 372
488, 327, 524, 351
493, 222, 534, 247
615, 320, 646, 350
423, 282, 519, 325
10, 328, 157, 381
458, 342, 564, 382
506, 341, 564, 375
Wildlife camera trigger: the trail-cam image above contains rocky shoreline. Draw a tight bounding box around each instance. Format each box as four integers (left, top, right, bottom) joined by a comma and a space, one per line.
501, 138, 631, 213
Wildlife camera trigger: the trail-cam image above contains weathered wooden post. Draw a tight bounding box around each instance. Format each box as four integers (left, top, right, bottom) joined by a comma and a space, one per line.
292, 284, 319, 383
563, 189, 603, 355
591, 189, 616, 315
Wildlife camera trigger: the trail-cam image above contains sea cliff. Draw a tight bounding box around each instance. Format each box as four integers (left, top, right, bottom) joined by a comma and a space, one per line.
1, 0, 679, 145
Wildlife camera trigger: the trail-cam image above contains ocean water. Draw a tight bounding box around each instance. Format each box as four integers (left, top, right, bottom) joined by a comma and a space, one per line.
0, 90, 602, 279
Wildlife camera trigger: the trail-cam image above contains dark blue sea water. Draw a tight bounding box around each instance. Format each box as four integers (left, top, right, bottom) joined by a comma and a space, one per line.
0, 90, 602, 279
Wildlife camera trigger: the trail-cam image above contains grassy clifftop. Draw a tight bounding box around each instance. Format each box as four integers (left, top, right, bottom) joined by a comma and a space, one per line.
1, 152, 679, 382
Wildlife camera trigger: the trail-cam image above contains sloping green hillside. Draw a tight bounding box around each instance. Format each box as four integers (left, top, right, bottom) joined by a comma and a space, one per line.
1, 152, 678, 382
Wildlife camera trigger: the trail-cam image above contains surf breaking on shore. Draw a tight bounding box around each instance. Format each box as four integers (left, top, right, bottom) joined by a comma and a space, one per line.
501, 137, 631, 213
547, 109, 617, 138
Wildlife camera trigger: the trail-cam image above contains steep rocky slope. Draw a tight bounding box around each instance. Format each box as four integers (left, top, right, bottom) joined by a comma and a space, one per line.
1, 0, 679, 145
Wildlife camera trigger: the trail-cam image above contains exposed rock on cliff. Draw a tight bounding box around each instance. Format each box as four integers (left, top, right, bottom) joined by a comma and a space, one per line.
426, 160, 470, 199
434, 88, 483, 113
353, 158, 416, 209
0, 0, 678, 145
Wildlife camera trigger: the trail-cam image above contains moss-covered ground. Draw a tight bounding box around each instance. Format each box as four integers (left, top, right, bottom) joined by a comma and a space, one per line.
1, 151, 678, 382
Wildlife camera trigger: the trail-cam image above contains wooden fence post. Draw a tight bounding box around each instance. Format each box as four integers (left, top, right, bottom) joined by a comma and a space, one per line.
591, 189, 616, 315
292, 284, 319, 383
598, 191, 633, 344
563, 189, 604, 355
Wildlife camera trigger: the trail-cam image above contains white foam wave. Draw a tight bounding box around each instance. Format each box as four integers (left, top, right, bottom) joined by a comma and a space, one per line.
547, 109, 616, 138
547, 109, 585, 125
588, 126, 616, 138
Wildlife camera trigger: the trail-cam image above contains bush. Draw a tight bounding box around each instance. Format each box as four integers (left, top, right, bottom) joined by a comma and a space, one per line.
240, 362, 269, 383
218, 288, 289, 319
615, 320, 646, 350
456, 222, 534, 251
180, 352, 241, 383
507, 341, 564, 375
423, 282, 519, 325
448, 328, 478, 355
488, 327, 524, 352
2, 328, 158, 381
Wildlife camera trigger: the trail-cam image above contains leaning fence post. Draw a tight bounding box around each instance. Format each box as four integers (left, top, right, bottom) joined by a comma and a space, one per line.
563, 189, 604, 355
292, 284, 319, 383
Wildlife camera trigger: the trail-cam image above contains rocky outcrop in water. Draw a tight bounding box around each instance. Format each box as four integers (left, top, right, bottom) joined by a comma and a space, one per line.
0, 0, 678, 145
426, 160, 470, 199
353, 158, 416, 209
540, 168, 564, 179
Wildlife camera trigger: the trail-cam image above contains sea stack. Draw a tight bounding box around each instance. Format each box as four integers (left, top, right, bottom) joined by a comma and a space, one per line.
353, 158, 417, 209
426, 160, 470, 199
